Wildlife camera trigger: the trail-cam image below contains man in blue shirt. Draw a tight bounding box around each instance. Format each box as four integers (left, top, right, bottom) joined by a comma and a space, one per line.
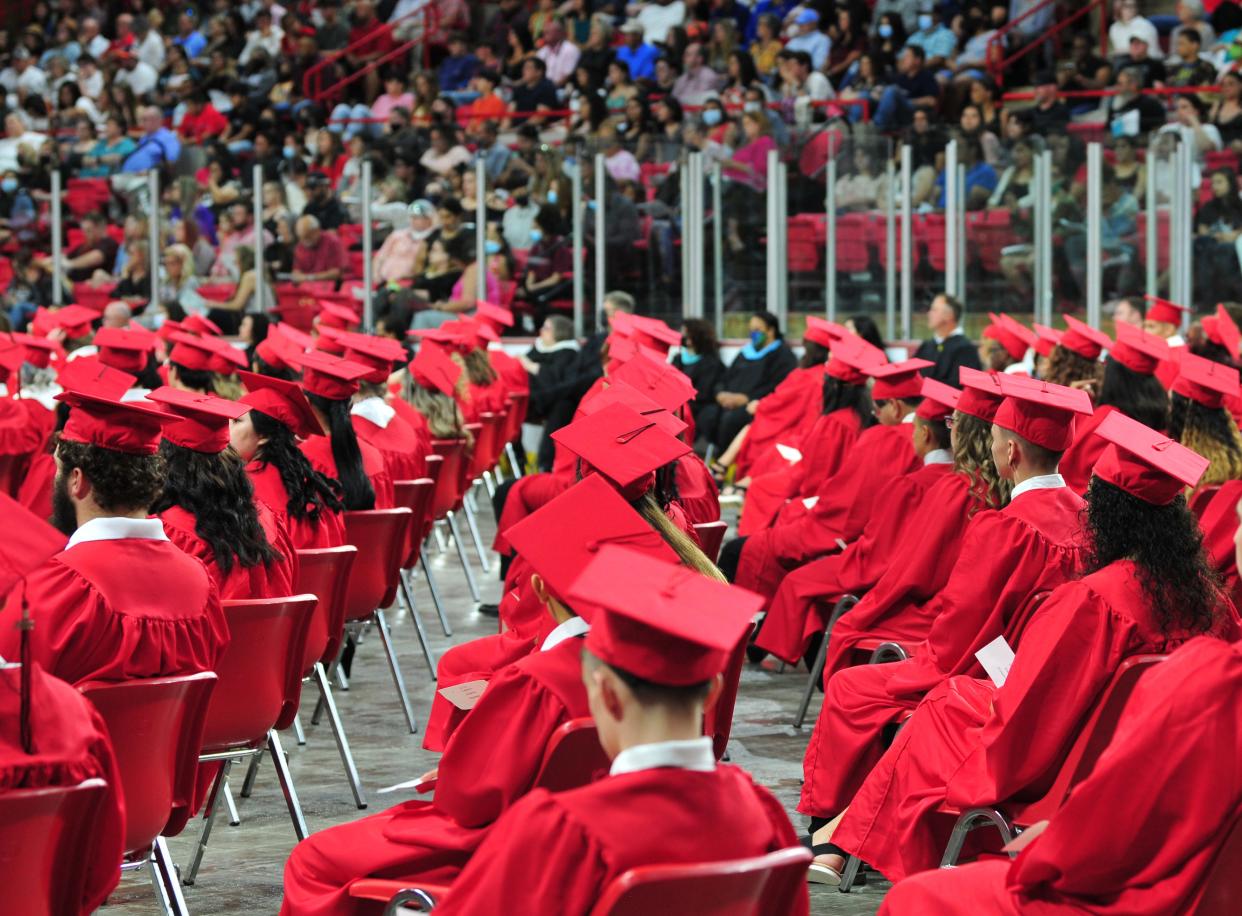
616, 20, 659, 81
172, 11, 207, 60
785, 9, 831, 71
121, 106, 181, 173
905, 3, 957, 71
438, 33, 479, 93
873, 46, 940, 132
934, 137, 997, 208
744, 0, 797, 45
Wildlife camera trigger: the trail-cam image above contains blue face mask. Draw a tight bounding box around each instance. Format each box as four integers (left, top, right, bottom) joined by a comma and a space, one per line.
703, 108, 722, 126
484, 239, 501, 255
749, 329, 765, 347
0, 178, 16, 193
529, 228, 543, 243
918, 14, 933, 31
283, 147, 296, 159
679, 350, 703, 365
546, 189, 558, 205
878, 23, 893, 39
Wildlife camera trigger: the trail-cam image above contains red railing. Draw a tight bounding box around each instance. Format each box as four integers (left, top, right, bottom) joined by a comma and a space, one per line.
987, 0, 1109, 88
1001, 85, 1219, 104
302, 4, 441, 104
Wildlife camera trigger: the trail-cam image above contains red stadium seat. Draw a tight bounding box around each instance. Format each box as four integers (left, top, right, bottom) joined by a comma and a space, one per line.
693, 521, 728, 563
429, 438, 483, 601
533, 718, 612, 793
273, 285, 322, 331
391, 478, 442, 671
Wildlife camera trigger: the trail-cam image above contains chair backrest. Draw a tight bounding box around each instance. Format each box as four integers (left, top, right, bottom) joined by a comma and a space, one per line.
693, 521, 729, 564
292, 546, 358, 676
587, 846, 812, 916
461, 423, 483, 492
341, 509, 413, 623
429, 440, 465, 519
706, 623, 753, 761
504, 392, 529, 444
420, 455, 444, 540
200, 596, 319, 754
79, 672, 217, 849
391, 478, 436, 570
1189, 808, 1242, 915
0, 779, 110, 916
468, 412, 504, 479
534, 718, 612, 794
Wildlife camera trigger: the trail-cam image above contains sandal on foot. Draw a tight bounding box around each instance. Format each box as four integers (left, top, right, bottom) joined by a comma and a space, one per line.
803, 841, 847, 886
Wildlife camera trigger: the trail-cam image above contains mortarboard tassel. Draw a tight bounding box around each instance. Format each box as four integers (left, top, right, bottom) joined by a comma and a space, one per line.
19, 594, 33, 754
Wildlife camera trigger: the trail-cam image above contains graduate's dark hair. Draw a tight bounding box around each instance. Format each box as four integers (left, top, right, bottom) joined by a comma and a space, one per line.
306, 391, 376, 511
1045, 345, 1101, 389
54, 438, 165, 513
822, 375, 875, 429
847, 315, 885, 353
1167, 392, 1242, 487
169, 360, 215, 393
253, 351, 298, 382
136, 352, 163, 391
915, 415, 951, 451
1096, 358, 1168, 432
151, 441, 281, 576
1083, 477, 1224, 636
249, 408, 345, 522
799, 340, 829, 370
751, 311, 782, 340
583, 649, 714, 706
1189, 331, 1236, 368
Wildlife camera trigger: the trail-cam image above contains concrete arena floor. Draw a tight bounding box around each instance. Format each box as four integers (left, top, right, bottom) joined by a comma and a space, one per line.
104, 500, 887, 915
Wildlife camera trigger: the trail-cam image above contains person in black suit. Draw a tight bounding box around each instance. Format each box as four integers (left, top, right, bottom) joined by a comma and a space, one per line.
913, 293, 981, 387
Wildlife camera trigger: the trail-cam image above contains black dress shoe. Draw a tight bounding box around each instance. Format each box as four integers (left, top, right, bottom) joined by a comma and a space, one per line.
477, 603, 500, 617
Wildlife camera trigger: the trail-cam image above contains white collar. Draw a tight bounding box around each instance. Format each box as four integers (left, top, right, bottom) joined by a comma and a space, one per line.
902, 412, 916, 424
120, 387, 151, 403
533, 338, 581, 354
20, 382, 61, 411
66, 515, 168, 550
933, 328, 964, 344
1167, 334, 1185, 348
609, 737, 716, 777
351, 396, 395, 429
923, 448, 952, 466
540, 615, 589, 651
1010, 473, 1066, 500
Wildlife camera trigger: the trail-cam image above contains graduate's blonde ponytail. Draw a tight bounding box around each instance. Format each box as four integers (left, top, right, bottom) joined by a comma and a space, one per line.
634, 492, 728, 583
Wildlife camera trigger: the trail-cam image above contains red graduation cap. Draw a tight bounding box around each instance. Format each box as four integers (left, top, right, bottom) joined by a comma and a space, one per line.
1092, 409, 1209, 505
0, 337, 26, 379
168, 332, 217, 373
1110, 321, 1170, 376
865, 358, 933, 401
455, 316, 499, 346
55, 383, 176, 455
315, 326, 348, 356
474, 300, 515, 329
316, 301, 361, 331
51, 305, 99, 339
409, 342, 462, 396
1172, 352, 1240, 409
407, 326, 464, 347
30, 307, 57, 339
630, 316, 682, 354
571, 545, 763, 686
551, 401, 692, 501
804, 316, 847, 349
1032, 323, 1063, 358
605, 335, 660, 375
93, 327, 156, 374
1202, 304, 1241, 361
238, 370, 323, 439
610, 349, 696, 412
505, 475, 679, 617
339, 332, 408, 384
0, 489, 64, 595
11, 333, 61, 370
1059, 315, 1112, 361
255, 329, 305, 374
273, 322, 315, 352
203, 336, 248, 373
156, 319, 184, 342
56, 357, 135, 401
826, 333, 887, 385
984, 313, 1037, 362
181, 313, 223, 337
1144, 294, 1191, 327
293, 350, 372, 401
441, 319, 484, 352
145, 386, 249, 453
582, 382, 689, 438
993, 375, 1093, 451
957, 366, 1005, 422
915, 377, 961, 422
608, 311, 637, 339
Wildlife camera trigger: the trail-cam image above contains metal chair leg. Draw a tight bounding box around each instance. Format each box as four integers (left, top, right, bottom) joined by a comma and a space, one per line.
153, 836, 190, 915
420, 549, 453, 636
223, 777, 241, 826
336, 662, 349, 692
375, 608, 419, 733
795, 635, 830, 729
292, 712, 307, 746
314, 661, 367, 809
268, 731, 309, 841
240, 752, 261, 798
460, 497, 492, 573
838, 854, 864, 893
148, 849, 174, 916
184, 758, 231, 885
505, 441, 523, 478
445, 510, 481, 602
483, 468, 497, 498
400, 569, 437, 678
940, 808, 1016, 868
433, 522, 449, 555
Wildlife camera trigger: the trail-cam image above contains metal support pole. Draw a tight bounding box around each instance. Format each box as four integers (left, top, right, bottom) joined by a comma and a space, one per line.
900, 145, 913, 340
361, 160, 373, 330
956, 163, 967, 305
148, 169, 160, 313
50, 170, 62, 305
1085, 143, 1102, 329
944, 139, 958, 297
712, 162, 724, 337
1181, 142, 1194, 313
680, 150, 691, 314
252, 165, 265, 314
1039, 150, 1053, 326
571, 160, 584, 338
885, 157, 896, 341
684, 152, 705, 319
1033, 151, 1053, 326
1170, 142, 1183, 306
1145, 145, 1158, 300
825, 152, 837, 320
594, 152, 606, 316
475, 159, 487, 302
778, 161, 789, 320
766, 148, 782, 322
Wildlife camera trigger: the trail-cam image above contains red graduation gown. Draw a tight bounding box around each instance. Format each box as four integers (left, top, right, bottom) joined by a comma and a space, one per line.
159, 502, 297, 602
351, 401, 432, 482
832, 560, 1240, 882
299, 434, 395, 509
0, 526, 229, 686
878, 636, 1242, 916
673, 452, 721, 526
245, 460, 347, 550
733, 364, 828, 479
488, 348, 529, 397
16, 450, 55, 524
467, 379, 508, 416
0, 663, 126, 913
0, 398, 54, 497
280, 635, 590, 916
435, 764, 808, 916
756, 461, 953, 664
800, 485, 1087, 818
1055, 404, 1116, 496
1196, 479, 1242, 609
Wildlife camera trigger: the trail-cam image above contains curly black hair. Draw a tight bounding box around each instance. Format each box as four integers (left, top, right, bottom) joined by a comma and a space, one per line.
169, 360, 215, 393
306, 391, 376, 511
151, 441, 281, 576
252, 351, 298, 382
1083, 477, 1224, 636
822, 375, 875, 429
1097, 358, 1168, 432
55, 438, 165, 513
250, 409, 345, 523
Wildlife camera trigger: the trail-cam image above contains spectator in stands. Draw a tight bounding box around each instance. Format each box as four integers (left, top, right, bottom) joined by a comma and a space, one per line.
509, 57, 560, 127
632, 0, 689, 46
520, 313, 582, 470
871, 0, 919, 36
537, 18, 582, 87
420, 124, 472, 178
522, 204, 574, 318
673, 42, 725, 105
934, 136, 997, 210
214, 245, 274, 333
1110, 134, 1145, 197
913, 293, 981, 386
1159, 94, 1222, 161
121, 105, 180, 173
503, 186, 541, 251
720, 109, 777, 252
291, 215, 348, 285
785, 9, 831, 71
1026, 72, 1071, 133
1105, 66, 1167, 138
4, 250, 60, 329
1, 47, 49, 102
906, 107, 948, 206
41, 211, 117, 284
1064, 164, 1138, 299
749, 13, 785, 81
342, 0, 391, 103
617, 20, 659, 82
1172, 0, 1216, 53
173, 11, 208, 60
462, 69, 507, 131
960, 103, 1001, 165
371, 68, 416, 123
1194, 167, 1242, 303
0, 110, 47, 174
179, 91, 229, 146
780, 49, 834, 103
873, 45, 940, 132
836, 143, 885, 211
1167, 29, 1217, 87
1109, 0, 1162, 59
302, 172, 348, 231
905, 3, 957, 72
600, 124, 641, 184
706, 18, 739, 75
1119, 34, 1166, 87
673, 318, 726, 416
159, 244, 204, 315
112, 49, 159, 97
1058, 32, 1113, 99
1210, 71, 1242, 155
213, 202, 271, 282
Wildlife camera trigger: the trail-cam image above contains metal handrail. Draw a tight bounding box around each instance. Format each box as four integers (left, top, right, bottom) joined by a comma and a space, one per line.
302, 4, 442, 103
987, 0, 1110, 88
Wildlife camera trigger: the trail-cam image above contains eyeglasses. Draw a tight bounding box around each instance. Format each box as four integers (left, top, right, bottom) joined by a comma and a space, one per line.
944, 414, 956, 429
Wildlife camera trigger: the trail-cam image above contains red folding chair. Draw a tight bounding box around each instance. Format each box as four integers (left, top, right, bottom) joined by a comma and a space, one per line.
533, 718, 612, 792
184, 595, 319, 885
290, 545, 366, 809
391, 478, 440, 674
457, 423, 493, 578
412, 455, 454, 637
503, 391, 530, 478
0, 779, 110, 916
429, 438, 482, 602
469, 410, 506, 497
342, 508, 419, 732
79, 672, 217, 916
1189, 809, 1242, 915
693, 521, 728, 564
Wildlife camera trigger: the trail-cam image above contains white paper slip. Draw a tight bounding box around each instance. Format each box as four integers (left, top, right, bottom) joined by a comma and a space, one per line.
377, 776, 433, 795
802, 495, 819, 510
438, 679, 488, 711
775, 443, 803, 464
975, 635, 1016, 688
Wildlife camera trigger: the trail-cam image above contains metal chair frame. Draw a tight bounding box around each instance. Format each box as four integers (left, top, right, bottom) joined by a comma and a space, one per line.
793, 595, 860, 728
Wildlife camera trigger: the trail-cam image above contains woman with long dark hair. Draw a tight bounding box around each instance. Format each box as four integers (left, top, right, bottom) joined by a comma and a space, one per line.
1043, 315, 1106, 389
294, 351, 394, 510
812, 411, 1237, 886
232, 371, 345, 550
146, 387, 294, 601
